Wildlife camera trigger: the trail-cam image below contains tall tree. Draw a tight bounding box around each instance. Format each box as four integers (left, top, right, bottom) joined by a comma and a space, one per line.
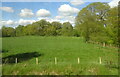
51, 21, 62, 35
33, 19, 50, 36
2, 26, 15, 37
75, 2, 110, 43
62, 22, 73, 36
15, 25, 24, 36
105, 7, 118, 45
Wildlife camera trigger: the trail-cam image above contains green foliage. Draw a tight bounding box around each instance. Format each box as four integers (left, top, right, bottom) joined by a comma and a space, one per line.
2, 26, 15, 37
15, 25, 24, 36
32, 19, 50, 36
44, 21, 62, 36
45, 25, 57, 36
75, 2, 118, 45
105, 7, 118, 45
51, 21, 62, 35
2, 20, 74, 37
62, 22, 73, 36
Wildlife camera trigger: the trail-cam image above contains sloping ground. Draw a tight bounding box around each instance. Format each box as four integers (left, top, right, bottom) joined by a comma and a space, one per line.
2, 36, 118, 75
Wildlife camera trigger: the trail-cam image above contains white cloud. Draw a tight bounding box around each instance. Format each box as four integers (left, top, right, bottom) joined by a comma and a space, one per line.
0, 7, 14, 13
6, 20, 14, 25
37, 16, 75, 26
55, 16, 64, 19
55, 15, 75, 22
45, 18, 66, 24
0, 21, 5, 26
108, 0, 120, 8
54, 15, 75, 25
65, 16, 75, 21
70, 0, 84, 6
56, 4, 78, 26
47, 19, 62, 23
0, 20, 14, 26
0, 20, 16, 28
37, 17, 59, 23
36, 9, 51, 17
17, 19, 36, 25
63, 16, 75, 25
19, 8, 34, 17
58, 4, 79, 16
0, 19, 36, 28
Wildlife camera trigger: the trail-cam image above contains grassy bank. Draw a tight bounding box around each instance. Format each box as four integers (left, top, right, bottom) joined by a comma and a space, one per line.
2, 36, 118, 75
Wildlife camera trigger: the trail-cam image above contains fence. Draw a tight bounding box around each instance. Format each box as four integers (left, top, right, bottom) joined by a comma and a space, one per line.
4, 57, 104, 65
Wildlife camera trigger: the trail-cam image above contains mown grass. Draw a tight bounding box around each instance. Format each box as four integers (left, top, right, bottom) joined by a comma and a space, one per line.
2, 36, 118, 75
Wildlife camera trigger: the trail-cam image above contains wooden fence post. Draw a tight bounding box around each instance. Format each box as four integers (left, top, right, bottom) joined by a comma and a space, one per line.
99, 57, 102, 64
55, 57, 57, 64
103, 42, 105, 47
36, 58, 38, 64
15, 58, 17, 64
78, 57, 80, 64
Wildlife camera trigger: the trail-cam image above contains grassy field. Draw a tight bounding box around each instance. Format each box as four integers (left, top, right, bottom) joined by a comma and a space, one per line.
2, 36, 118, 75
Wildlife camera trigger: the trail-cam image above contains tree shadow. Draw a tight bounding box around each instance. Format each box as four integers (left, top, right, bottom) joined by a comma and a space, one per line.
2, 52, 43, 64
1, 49, 8, 53
104, 61, 119, 70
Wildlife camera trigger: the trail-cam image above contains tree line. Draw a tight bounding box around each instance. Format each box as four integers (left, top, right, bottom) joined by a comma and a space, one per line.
1, 2, 119, 46
1, 20, 75, 37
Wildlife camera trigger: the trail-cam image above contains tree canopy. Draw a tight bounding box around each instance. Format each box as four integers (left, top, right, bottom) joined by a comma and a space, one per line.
75, 2, 118, 46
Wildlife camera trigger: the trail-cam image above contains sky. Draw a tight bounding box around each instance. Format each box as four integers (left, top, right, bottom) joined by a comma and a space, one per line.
0, 0, 119, 28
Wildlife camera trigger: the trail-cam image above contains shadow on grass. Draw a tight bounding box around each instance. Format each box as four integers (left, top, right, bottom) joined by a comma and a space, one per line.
104, 61, 118, 70
1, 49, 8, 53
2, 52, 43, 64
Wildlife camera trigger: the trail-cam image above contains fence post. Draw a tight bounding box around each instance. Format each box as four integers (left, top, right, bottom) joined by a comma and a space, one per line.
99, 57, 102, 64
55, 57, 57, 64
78, 57, 80, 64
103, 42, 105, 47
36, 58, 38, 64
15, 58, 17, 64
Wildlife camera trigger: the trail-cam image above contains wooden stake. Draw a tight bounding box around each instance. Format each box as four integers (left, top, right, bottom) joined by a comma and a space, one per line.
78, 57, 80, 64
110, 44, 112, 47
36, 58, 38, 64
15, 58, 17, 64
55, 57, 57, 64
99, 57, 102, 64
103, 42, 105, 47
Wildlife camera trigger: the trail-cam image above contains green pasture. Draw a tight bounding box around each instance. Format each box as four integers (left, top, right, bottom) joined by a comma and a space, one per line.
2, 36, 118, 75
